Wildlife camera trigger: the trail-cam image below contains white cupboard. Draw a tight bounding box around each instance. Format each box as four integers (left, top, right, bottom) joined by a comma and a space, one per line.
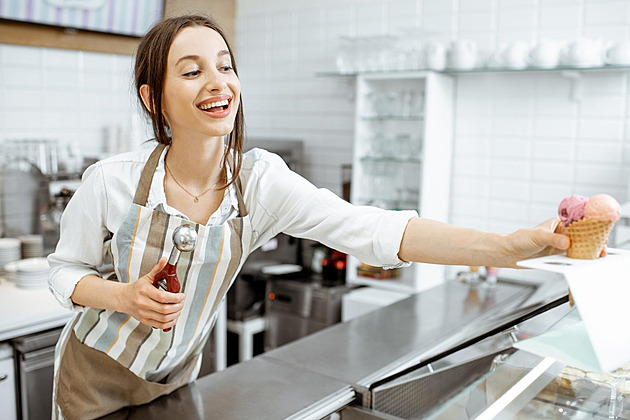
347, 71, 454, 293
0, 343, 17, 420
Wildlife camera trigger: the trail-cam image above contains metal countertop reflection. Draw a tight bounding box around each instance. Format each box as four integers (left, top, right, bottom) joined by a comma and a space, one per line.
261, 277, 565, 388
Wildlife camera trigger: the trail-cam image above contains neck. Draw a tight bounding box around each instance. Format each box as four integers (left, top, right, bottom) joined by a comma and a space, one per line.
165, 137, 226, 189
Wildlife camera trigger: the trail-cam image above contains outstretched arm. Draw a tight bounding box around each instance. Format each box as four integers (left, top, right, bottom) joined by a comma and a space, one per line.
398, 217, 570, 269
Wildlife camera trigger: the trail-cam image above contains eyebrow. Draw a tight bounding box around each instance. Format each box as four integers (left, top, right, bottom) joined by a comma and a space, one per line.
175, 50, 231, 66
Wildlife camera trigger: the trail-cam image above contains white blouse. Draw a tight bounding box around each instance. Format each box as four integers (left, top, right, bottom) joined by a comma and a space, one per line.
48, 143, 417, 309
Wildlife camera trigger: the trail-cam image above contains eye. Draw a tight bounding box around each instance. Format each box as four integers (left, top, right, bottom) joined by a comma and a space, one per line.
183, 69, 201, 77
219, 65, 233, 72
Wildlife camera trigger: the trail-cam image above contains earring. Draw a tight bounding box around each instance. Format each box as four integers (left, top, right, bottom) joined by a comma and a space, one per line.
165, 125, 172, 138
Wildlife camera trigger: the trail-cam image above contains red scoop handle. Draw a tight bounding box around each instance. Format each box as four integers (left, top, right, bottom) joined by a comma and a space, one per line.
152, 264, 180, 332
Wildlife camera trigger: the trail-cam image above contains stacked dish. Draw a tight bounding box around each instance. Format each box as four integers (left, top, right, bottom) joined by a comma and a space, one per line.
0, 238, 21, 276
19, 234, 44, 258
11, 258, 49, 289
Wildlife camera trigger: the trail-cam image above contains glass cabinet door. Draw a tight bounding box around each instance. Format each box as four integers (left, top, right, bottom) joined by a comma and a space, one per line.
347, 71, 454, 293
427, 308, 630, 419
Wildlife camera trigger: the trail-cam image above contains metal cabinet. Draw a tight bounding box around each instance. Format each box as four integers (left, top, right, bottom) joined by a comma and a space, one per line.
0, 343, 17, 420
12, 328, 62, 420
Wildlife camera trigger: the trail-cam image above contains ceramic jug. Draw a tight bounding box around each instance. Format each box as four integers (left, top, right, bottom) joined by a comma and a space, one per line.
448, 39, 478, 70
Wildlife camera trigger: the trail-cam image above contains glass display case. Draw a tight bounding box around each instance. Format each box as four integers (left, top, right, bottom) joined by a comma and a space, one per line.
344, 304, 630, 419
426, 307, 630, 419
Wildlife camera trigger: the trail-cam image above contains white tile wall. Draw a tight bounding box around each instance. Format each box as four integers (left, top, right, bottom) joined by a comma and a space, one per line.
236, 0, 630, 280
0, 44, 146, 158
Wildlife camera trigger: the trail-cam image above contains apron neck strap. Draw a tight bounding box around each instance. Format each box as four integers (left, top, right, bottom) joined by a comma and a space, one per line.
133, 143, 166, 206
133, 143, 247, 217
227, 153, 247, 217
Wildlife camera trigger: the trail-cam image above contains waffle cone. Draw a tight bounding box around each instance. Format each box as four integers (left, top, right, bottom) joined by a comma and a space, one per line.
565, 219, 613, 259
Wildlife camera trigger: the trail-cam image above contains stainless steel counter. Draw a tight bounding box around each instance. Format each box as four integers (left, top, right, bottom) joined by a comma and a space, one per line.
262, 278, 545, 387
100, 357, 354, 420
99, 277, 568, 420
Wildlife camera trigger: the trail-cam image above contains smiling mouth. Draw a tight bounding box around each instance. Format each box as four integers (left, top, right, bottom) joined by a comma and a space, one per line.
198, 98, 230, 113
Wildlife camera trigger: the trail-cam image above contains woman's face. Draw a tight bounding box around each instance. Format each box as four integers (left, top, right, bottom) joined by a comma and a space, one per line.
161, 26, 241, 141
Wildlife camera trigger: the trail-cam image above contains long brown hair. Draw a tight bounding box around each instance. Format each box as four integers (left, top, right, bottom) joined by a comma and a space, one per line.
134, 14, 245, 187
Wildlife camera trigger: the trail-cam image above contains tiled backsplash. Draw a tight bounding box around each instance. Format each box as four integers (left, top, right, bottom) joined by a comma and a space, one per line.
0, 44, 147, 158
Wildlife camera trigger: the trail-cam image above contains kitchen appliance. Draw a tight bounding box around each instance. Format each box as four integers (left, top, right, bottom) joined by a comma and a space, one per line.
39, 188, 74, 255
227, 138, 305, 322
0, 164, 50, 239
12, 327, 63, 420
227, 233, 303, 321
264, 277, 353, 350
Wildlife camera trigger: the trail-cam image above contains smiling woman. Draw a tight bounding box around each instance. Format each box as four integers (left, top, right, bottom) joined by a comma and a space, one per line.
47, 13, 571, 420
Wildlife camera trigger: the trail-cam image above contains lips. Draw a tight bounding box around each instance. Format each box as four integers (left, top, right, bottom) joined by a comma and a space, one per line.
197, 96, 232, 117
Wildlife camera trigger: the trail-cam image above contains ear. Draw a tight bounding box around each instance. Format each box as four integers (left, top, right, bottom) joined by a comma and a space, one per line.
139, 84, 155, 114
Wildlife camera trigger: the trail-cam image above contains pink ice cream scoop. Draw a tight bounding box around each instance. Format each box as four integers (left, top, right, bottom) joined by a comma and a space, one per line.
584, 194, 621, 223
558, 195, 588, 226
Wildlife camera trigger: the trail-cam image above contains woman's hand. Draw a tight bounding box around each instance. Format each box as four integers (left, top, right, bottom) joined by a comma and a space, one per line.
118, 257, 186, 329
504, 217, 571, 267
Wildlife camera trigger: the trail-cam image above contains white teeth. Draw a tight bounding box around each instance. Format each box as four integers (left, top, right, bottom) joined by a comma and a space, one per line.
199, 99, 229, 110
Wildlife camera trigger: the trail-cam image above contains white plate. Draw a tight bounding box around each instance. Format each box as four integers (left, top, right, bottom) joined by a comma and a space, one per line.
0, 238, 20, 249
18, 234, 43, 244
16, 258, 49, 273
4, 261, 18, 273
15, 282, 47, 289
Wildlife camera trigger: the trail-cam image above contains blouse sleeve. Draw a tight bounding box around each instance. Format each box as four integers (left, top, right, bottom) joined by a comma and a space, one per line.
47, 163, 110, 310
248, 150, 417, 268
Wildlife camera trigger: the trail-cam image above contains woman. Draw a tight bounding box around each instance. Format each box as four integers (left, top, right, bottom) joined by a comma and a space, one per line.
48, 14, 569, 419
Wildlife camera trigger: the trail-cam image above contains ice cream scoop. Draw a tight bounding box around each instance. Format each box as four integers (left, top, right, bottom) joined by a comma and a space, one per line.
153, 224, 197, 332
558, 195, 588, 226
584, 194, 621, 223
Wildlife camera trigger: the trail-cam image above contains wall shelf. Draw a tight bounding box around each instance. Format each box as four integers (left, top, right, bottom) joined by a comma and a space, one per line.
360, 115, 424, 121
317, 64, 630, 77
359, 156, 422, 164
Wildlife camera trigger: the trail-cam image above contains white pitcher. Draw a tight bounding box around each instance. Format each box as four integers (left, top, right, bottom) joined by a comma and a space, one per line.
448, 39, 478, 70
424, 41, 447, 70
560, 38, 605, 67
604, 40, 630, 65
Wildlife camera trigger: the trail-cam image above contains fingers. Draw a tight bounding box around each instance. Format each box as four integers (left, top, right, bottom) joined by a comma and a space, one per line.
146, 310, 182, 329
532, 217, 569, 250
135, 298, 184, 330
553, 233, 570, 250
122, 260, 186, 329
534, 217, 562, 232
553, 220, 566, 235
536, 230, 570, 250
146, 257, 168, 280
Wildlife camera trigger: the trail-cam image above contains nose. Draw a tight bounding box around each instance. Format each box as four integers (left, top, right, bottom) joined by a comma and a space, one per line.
203, 68, 227, 92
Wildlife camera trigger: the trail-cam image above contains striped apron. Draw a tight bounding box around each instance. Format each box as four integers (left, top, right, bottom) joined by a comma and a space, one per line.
52, 144, 253, 419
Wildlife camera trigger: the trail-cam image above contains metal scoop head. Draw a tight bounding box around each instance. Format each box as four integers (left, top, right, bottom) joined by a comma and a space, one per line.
173, 224, 197, 252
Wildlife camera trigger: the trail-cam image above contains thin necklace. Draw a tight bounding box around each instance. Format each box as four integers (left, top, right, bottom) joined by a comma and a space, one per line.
165, 161, 218, 203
